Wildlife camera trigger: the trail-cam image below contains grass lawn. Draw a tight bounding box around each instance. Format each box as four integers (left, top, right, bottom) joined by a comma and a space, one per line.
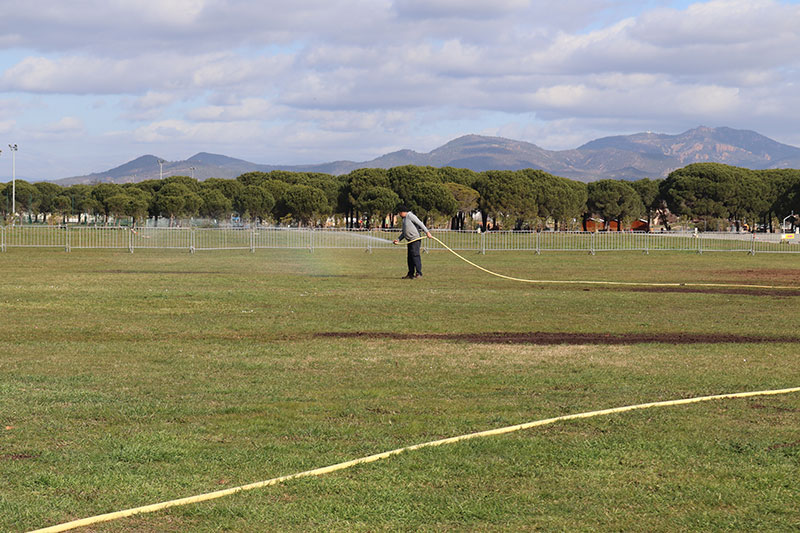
1, 248, 799, 532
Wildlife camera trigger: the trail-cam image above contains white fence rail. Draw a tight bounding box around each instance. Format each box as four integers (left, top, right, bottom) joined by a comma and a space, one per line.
1, 226, 798, 254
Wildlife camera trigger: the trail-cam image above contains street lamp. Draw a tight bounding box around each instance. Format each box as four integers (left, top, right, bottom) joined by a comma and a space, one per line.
782, 212, 796, 233
8, 144, 17, 224
158, 159, 166, 180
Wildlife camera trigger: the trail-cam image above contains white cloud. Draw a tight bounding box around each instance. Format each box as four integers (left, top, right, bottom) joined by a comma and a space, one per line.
634, 0, 800, 46
673, 85, 741, 116
3, 0, 800, 179
294, 109, 414, 133
530, 84, 591, 110
534, 1, 800, 77
522, 74, 745, 123
130, 118, 264, 144
122, 92, 181, 121
0, 52, 291, 95
394, 0, 530, 19
128, 0, 209, 23
133, 92, 178, 111
187, 98, 276, 121
0, 55, 164, 94
494, 118, 604, 151
0, 0, 393, 54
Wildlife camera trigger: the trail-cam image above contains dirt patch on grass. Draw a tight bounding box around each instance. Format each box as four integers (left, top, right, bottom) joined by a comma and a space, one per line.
623, 286, 800, 297
316, 331, 800, 345
767, 440, 800, 452
1, 453, 38, 461
709, 268, 800, 284
99, 270, 223, 275
750, 403, 800, 413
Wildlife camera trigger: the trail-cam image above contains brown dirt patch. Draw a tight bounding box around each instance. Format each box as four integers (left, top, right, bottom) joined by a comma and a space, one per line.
99, 270, 223, 275
624, 286, 800, 297
709, 268, 800, 284
316, 331, 800, 345
750, 403, 800, 413
767, 440, 800, 452
1, 453, 37, 461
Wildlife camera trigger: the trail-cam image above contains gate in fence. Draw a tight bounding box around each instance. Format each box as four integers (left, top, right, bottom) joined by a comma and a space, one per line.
1, 226, 798, 254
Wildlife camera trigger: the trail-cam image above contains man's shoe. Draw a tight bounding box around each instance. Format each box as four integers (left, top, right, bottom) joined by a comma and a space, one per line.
401, 274, 414, 279
414, 273, 423, 278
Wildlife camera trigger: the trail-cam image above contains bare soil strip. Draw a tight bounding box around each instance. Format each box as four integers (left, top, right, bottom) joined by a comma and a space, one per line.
623, 286, 799, 297
316, 331, 800, 345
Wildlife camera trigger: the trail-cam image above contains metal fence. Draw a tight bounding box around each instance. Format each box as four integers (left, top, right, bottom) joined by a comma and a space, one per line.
1, 226, 798, 254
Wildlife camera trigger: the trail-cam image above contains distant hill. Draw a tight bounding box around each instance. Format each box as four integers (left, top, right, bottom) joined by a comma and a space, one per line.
55, 153, 270, 185
54, 126, 800, 184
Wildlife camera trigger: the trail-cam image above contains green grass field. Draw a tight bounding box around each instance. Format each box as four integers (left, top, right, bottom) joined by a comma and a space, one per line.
1, 249, 799, 532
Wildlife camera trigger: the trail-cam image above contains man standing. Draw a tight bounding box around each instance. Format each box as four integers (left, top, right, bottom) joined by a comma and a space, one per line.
393, 205, 432, 279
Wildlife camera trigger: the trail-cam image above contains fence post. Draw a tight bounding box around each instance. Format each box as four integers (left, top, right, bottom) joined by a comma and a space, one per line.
644, 232, 649, 255
250, 229, 255, 253
129, 227, 134, 253
589, 232, 595, 255
309, 227, 313, 253
480, 231, 486, 255
366, 229, 372, 253
65, 225, 71, 252
1, 225, 4, 252
697, 233, 702, 254
750, 232, 755, 256
190, 228, 195, 254
535, 231, 541, 255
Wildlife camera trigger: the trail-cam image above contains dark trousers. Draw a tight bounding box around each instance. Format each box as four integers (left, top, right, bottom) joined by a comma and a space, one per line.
407, 240, 422, 276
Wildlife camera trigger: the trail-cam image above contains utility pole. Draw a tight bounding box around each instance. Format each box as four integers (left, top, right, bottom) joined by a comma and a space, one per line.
8, 144, 17, 224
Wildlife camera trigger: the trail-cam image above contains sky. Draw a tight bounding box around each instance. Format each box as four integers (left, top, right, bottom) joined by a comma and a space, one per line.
1, 0, 799, 180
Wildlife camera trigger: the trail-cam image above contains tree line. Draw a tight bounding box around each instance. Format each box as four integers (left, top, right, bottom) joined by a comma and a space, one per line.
2, 163, 800, 231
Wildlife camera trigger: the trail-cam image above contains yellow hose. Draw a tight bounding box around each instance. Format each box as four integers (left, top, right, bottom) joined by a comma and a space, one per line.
30, 386, 800, 532
419, 235, 799, 291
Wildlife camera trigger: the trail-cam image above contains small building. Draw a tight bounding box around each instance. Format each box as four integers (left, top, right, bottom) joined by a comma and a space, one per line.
584, 217, 604, 232
585, 217, 649, 232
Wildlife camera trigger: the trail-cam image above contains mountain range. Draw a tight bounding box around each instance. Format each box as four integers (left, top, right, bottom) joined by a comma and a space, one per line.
55, 126, 800, 185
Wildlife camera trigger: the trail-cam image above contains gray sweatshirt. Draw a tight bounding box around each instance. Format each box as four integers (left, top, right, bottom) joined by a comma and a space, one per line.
398, 211, 429, 243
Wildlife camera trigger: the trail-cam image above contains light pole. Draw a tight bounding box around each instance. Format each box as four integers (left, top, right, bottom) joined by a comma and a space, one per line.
8, 144, 17, 224
158, 159, 165, 180
783, 212, 796, 233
